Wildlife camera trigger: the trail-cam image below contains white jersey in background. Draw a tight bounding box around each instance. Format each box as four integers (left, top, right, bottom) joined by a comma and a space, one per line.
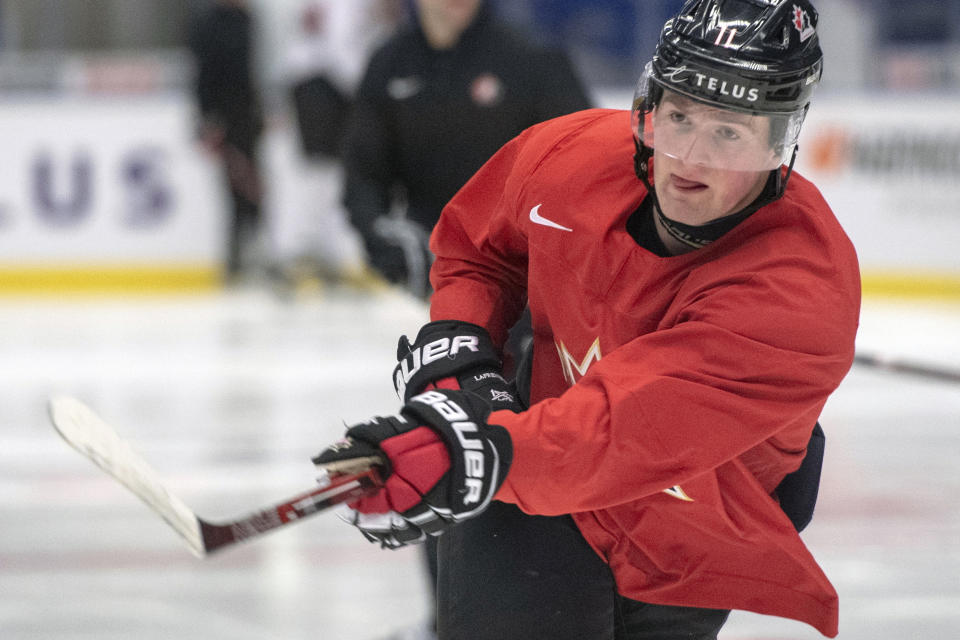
262, 0, 401, 285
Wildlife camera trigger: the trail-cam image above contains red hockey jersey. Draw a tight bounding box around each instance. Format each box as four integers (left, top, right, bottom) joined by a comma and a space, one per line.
429, 109, 860, 637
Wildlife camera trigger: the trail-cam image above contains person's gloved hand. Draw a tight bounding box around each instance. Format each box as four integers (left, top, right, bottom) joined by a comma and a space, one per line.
393, 320, 524, 413
312, 389, 513, 548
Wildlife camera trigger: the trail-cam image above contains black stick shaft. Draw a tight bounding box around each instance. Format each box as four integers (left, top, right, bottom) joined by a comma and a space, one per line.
854, 352, 960, 384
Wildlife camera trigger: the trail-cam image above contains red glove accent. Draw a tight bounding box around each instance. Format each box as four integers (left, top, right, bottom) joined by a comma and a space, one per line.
425, 375, 461, 391
349, 426, 450, 514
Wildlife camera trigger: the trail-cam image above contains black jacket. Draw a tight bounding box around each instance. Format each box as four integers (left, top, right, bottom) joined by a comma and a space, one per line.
342, 3, 591, 294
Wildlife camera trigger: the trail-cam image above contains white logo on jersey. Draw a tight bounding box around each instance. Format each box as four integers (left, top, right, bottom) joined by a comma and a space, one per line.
529, 204, 573, 232
663, 485, 694, 502
388, 76, 423, 100
555, 337, 602, 385
555, 337, 693, 502
470, 73, 504, 107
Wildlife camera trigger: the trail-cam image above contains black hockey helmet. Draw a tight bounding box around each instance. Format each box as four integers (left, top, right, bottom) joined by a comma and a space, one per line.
633, 0, 824, 181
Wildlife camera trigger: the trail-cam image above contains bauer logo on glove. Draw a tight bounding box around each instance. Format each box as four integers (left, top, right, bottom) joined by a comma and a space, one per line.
411, 390, 490, 508
392, 320, 502, 402
312, 388, 513, 549
395, 334, 481, 399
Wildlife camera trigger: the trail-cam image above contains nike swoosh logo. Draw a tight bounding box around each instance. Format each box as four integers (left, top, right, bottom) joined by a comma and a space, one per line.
387, 76, 423, 100
529, 204, 572, 232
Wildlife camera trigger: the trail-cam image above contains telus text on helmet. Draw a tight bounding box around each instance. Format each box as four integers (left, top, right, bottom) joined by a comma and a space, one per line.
663, 66, 759, 103
693, 73, 760, 102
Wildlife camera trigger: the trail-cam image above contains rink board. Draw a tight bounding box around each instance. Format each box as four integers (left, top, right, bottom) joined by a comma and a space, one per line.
2, 93, 960, 297
0, 96, 226, 291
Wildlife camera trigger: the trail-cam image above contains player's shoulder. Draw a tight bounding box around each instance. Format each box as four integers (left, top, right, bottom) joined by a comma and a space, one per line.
488, 110, 632, 193
760, 171, 859, 282
779, 171, 838, 223
513, 109, 631, 167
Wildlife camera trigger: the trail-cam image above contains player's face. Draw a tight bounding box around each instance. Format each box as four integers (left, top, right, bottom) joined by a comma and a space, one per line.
652, 94, 772, 225
416, 0, 483, 35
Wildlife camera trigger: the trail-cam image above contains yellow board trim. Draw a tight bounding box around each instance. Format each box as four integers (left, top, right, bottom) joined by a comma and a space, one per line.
0, 266, 958, 299
0, 265, 222, 294
861, 271, 960, 301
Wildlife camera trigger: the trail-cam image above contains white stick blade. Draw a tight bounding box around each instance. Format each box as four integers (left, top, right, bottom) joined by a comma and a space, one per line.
48, 395, 206, 557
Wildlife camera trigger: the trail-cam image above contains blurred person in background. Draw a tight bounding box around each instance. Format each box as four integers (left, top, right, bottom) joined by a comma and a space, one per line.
340, 0, 590, 637
270, 0, 403, 292
190, 0, 264, 282
342, 0, 592, 300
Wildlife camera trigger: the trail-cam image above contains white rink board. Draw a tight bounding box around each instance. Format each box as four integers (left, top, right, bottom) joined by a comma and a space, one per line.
0, 96, 226, 266
794, 95, 960, 274
2, 92, 959, 280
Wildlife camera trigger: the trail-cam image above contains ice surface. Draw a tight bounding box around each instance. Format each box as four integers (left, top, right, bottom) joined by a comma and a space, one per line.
1, 287, 957, 639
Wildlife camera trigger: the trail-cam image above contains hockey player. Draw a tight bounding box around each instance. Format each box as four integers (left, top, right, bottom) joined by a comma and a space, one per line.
315, 1, 859, 638
341, 0, 591, 298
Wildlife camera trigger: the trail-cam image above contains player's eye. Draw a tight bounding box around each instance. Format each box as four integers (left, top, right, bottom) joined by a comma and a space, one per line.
716, 126, 741, 141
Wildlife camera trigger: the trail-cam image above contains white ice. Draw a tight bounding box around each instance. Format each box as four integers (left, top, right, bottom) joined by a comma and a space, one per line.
1, 286, 958, 639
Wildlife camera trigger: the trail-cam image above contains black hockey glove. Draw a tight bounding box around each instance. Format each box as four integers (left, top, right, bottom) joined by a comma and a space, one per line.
370, 216, 433, 299
312, 389, 513, 549
393, 320, 523, 413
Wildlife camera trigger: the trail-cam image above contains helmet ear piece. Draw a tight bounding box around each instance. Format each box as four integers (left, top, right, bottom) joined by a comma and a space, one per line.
630, 63, 661, 184
633, 136, 653, 186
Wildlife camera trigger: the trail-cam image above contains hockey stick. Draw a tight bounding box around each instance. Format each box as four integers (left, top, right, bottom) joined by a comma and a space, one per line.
48, 396, 385, 557
853, 352, 960, 384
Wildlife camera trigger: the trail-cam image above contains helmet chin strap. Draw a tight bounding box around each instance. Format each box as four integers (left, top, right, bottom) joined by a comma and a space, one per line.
633, 139, 798, 250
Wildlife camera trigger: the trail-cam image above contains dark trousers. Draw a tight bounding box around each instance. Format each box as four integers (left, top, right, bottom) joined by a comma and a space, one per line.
220, 131, 261, 278
435, 501, 729, 640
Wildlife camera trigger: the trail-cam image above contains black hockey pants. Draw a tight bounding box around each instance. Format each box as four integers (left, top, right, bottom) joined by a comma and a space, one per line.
435, 501, 729, 640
